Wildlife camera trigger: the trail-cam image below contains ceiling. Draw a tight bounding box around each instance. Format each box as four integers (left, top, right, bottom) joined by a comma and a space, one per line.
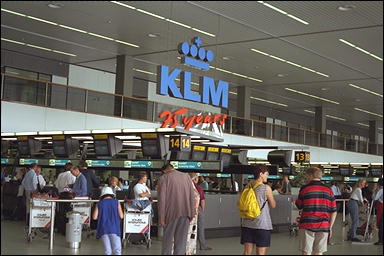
1, 1, 383, 130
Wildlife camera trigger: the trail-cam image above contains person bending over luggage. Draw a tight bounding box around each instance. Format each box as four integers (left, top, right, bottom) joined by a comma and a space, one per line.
93, 187, 124, 255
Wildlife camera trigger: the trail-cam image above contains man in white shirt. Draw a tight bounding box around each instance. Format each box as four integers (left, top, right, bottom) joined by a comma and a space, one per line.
36, 167, 46, 191
134, 172, 151, 200
54, 163, 76, 193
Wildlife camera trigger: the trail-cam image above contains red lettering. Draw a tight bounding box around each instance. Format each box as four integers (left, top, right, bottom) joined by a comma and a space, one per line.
195, 115, 204, 124
182, 115, 197, 130
218, 114, 228, 125
160, 108, 226, 130
203, 115, 212, 123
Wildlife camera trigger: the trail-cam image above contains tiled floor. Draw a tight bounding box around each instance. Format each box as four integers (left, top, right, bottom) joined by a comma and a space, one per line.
1, 215, 382, 255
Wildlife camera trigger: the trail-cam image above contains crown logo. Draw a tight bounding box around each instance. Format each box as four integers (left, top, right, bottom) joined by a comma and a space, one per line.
178, 37, 214, 71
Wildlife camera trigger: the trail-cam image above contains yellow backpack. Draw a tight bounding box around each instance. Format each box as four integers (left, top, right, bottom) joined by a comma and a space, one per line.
237, 181, 265, 219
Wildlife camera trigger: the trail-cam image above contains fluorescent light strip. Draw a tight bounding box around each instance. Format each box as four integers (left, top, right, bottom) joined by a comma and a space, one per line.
1, 132, 15, 136
357, 123, 370, 127
257, 1, 309, 25
325, 114, 346, 121
38, 131, 63, 135
1, 8, 139, 48
15, 132, 38, 136
348, 83, 383, 98
1, 38, 77, 57
229, 91, 237, 95
251, 48, 329, 78
250, 96, 288, 107
63, 130, 91, 134
92, 129, 122, 134
211, 66, 263, 82
285, 88, 339, 104
35, 137, 53, 140
133, 68, 156, 76
110, 1, 215, 37
304, 109, 315, 114
339, 39, 383, 61
354, 108, 383, 118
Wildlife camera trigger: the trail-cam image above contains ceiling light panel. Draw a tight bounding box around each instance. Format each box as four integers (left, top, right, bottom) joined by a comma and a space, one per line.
339, 39, 383, 61
251, 48, 330, 77
354, 108, 383, 118
1, 8, 139, 48
250, 96, 288, 107
110, 1, 215, 37
285, 88, 339, 105
348, 83, 383, 98
304, 110, 346, 121
1, 37, 77, 56
210, 66, 263, 82
357, 123, 369, 127
257, 1, 309, 25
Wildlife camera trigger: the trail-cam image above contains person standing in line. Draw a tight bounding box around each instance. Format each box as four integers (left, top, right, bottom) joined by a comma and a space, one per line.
157, 164, 197, 255
374, 178, 383, 245
198, 176, 209, 190
109, 176, 122, 195
241, 166, 276, 255
295, 167, 337, 255
68, 166, 88, 196
190, 173, 212, 251
54, 162, 76, 194
36, 166, 46, 191
92, 186, 124, 255
347, 178, 367, 242
78, 161, 100, 197
21, 163, 40, 222
280, 175, 292, 195
133, 172, 151, 201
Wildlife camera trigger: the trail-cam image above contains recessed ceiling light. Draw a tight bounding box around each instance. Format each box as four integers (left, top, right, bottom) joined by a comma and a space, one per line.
338, 5, 356, 11
222, 56, 231, 60
355, 98, 361, 102
321, 88, 329, 91
277, 74, 286, 77
257, 1, 309, 25
47, 3, 64, 9
147, 33, 160, 38
285, 88, 339, 104
339, 39, 382, 61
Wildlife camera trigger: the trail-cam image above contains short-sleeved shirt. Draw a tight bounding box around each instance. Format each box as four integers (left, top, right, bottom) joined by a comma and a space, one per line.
374, 188, 383, 203
22, 169, 37, 191
295, 180, 337, 232
134, 183, 151, 200
194, 183, 205, 206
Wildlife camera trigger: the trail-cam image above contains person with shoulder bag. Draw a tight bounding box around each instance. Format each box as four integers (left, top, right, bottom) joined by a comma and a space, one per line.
239, 166, 276, 255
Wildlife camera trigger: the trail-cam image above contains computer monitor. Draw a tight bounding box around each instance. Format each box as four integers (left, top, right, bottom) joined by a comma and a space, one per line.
339, 167, 351, 176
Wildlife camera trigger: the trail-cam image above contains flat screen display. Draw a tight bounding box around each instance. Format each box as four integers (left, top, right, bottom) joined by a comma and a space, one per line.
282, 167, 291, 175
339, 167, 351, 176
221, 154, 232, 168
354, 169, 368, 177
53, 141, 67, 156
191, 150, 206, 161
18, 141, 30, 155
94, 140, 110, 156
141, 139, 159, 157
370, 168, 382, 177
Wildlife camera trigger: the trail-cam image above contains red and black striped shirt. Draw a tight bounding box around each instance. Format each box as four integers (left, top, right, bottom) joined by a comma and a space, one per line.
295, 180, 337, 232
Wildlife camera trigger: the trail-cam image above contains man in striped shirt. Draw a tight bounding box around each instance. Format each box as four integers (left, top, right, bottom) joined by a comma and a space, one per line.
295, 167, 337, 255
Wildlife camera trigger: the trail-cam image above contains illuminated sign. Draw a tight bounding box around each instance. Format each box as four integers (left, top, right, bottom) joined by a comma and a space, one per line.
169, 136, 191, 151
294, 151, 310, 163
159, 108, 227, 131
124, 161, 152, 168
158, 37, 229, 108
170, 161, 202, 169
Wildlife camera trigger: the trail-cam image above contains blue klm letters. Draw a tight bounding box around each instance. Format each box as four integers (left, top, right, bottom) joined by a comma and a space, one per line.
157, 37, 229, 108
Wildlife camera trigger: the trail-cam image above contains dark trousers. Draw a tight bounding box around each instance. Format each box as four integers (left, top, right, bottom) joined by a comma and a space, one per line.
379, 213, 383, 243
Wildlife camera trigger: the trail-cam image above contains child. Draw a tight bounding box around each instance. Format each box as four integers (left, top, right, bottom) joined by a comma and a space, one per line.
92, 187, 124, 255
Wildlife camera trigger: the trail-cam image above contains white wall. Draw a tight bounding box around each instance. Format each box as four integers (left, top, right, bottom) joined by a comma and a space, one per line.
147, 81, 222, 114
68, 64, 116, 94
1, 101, 382, 164
51, 75, 68, 85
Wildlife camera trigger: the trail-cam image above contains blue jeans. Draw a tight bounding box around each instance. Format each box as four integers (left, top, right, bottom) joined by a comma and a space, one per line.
101, 234, 121, 255
348, 200, 359, 239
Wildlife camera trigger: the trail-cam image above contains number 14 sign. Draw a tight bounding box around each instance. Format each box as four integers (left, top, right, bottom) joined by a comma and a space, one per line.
169, 136, 191, 152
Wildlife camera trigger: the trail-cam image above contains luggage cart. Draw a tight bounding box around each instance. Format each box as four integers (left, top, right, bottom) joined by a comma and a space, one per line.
186, 214, 198, 255
71, 197, 93, 238
356, 200, 375, 241
26, 196, 56, 242
289, 201, 300, 237
122, 202, 152, 249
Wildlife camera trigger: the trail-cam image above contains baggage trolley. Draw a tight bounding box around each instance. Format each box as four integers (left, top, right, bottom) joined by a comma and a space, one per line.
356, 200, 375, 241
186, 214, 198, 255
71, 197, 93, 238
26, 196, 56, 242
289, 200, 300, 237
122, 203, 152, 248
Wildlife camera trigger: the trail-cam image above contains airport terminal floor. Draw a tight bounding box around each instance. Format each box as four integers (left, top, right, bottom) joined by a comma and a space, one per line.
1, 215, 382, 255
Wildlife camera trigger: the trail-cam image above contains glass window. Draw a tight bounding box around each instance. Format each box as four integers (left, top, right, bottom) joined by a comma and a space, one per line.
5, 67, 37, 80
87, 91, 121, 117
67, 87, 86, 112
38, 73, 52, 82
3, 76, 46, 106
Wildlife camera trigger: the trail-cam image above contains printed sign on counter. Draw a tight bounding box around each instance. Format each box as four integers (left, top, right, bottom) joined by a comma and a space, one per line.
170, 161, 202, 169
124, 161, 152, 168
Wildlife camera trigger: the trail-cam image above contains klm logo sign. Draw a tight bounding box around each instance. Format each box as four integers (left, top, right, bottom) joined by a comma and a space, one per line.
157, 37, 228, 108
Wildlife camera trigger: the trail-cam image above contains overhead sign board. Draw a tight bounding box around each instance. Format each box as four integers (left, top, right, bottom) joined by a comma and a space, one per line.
294, 151, 310, 163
